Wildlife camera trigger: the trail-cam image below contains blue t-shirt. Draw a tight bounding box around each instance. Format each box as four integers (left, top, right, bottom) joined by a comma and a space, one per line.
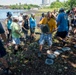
29, 17, 36, 28
7, 19, 12, 29
57, 12, 68, 32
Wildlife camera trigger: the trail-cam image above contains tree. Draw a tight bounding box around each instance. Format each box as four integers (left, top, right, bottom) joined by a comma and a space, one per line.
28, 6, 31, 10
56, 0, 60, 2
68, 0, 76, 9
50, 1, 63, 8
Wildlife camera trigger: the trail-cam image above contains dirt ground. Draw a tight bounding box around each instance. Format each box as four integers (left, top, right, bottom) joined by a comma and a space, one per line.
0, 26, 76, 75
0, 11, 76, 75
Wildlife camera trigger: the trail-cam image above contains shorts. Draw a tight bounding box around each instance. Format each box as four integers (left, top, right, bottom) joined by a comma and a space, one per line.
30, 28, 35, 34
39, 33, 52, 46
0, 40, 6, 58
56, 31, 68, 39
12, 37, 20, 45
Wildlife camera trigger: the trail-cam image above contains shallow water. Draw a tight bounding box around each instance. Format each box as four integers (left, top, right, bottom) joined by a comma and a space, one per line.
0, 9, 26, 20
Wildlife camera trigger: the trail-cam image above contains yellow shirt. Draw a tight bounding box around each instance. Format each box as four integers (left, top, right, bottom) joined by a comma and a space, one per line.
39, 17, 57, 33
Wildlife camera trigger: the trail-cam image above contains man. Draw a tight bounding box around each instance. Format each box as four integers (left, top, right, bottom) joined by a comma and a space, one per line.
38, 11, 57, 57
0, 22, 10, 74
56, 8, 68, 45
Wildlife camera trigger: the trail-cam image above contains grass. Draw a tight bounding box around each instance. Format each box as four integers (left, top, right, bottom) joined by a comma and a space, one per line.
38, 8, 59, 12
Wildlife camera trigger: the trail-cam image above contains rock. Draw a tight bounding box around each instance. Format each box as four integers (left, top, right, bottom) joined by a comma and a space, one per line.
57, 69, 62, 74
47, 50, 53, 54
62, 47, 71, 51
74, 44, 76, 48
64, 67, 68, 70
22, 64, 26, 67
47, 54, 56, 59
45, 59, 54, 65
54, 50, 63, 56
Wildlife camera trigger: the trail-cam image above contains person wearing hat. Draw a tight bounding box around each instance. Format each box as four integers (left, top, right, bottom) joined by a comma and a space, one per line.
11, 16, 21, 54
5, 12, 12, 42
29, 13, 37, 42
56, 8, 69, 46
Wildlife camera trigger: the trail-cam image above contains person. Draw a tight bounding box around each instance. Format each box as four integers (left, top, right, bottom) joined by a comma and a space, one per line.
70, 7, 76, 27
18, 13, 23, 31
0, 22, 10, 75
74, 29, 76, 33
22, 14, 29, 41
11, 16, 21, 54
38, 11, 57, 57
40, 13, 45, 21
66, 10, 72, 37
56, 8, 69, 46
29, 13, 37, 42
5, 12, 12, 42
73, 11, 76, 27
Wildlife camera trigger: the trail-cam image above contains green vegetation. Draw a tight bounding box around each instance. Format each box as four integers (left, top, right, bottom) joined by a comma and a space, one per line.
0, 0, 76, 10
39, 0, 76, 12
68, 0, 76, 9
10, 3, 39, 9
50, 0, 76, 9
50, 1, 63, 8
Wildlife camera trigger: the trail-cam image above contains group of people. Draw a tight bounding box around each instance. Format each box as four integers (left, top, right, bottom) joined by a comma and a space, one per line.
0, 7, 76, 74
5, 12, 37, 54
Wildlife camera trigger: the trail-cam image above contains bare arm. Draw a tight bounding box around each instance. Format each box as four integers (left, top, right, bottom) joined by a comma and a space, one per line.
22, 21, 28, 31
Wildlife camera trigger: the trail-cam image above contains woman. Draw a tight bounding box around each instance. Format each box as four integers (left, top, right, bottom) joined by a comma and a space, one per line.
11, 16, 21, 54
5, 12, 12, 42
29, 13, 37, 42
22, 14, 29, 41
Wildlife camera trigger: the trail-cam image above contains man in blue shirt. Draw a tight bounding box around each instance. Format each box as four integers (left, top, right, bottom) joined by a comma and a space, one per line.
56, 8, 69, 45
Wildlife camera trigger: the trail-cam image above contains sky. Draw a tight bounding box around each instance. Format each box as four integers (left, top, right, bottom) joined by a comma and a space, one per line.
0, 0, 67, 5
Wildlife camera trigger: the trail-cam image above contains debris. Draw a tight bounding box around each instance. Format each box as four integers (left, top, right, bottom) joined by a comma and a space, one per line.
62, 47, 71, 51
47, 54, 56, 59
45, 59, 54, 65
